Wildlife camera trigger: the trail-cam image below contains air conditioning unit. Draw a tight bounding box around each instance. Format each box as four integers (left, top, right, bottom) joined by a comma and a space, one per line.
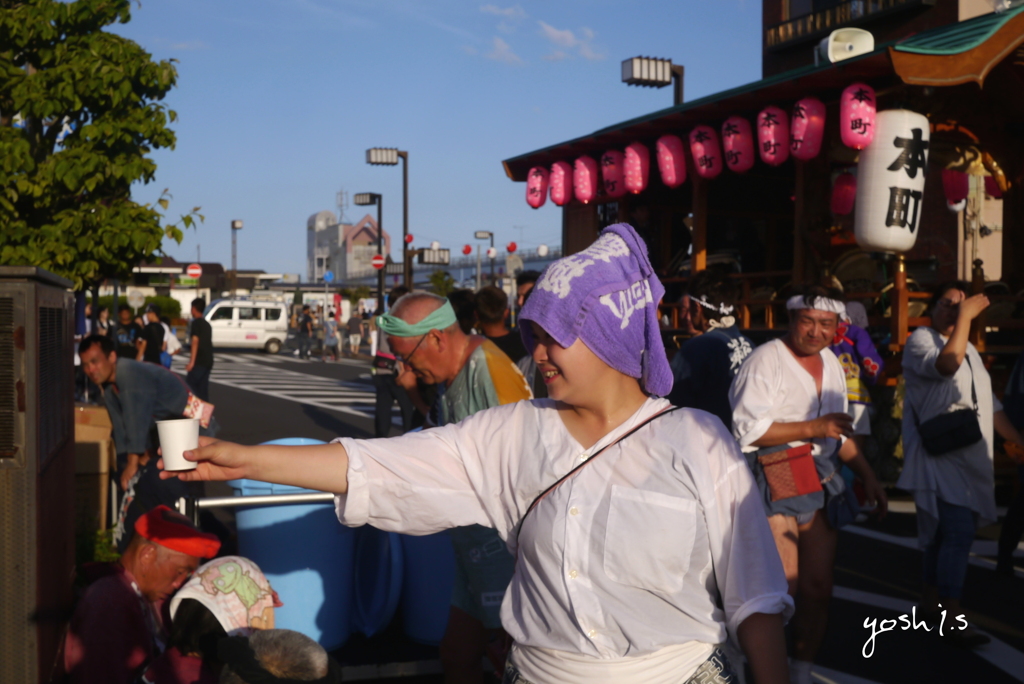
0, 266, 76, 684
816, 28, 875, 64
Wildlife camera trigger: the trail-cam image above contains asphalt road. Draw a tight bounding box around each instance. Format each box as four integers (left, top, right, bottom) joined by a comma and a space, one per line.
172, 349, 1024, 684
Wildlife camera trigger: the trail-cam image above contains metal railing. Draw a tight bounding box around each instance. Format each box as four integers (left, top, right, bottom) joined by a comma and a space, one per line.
175, 492, 336, 526
765, 0, 934, 50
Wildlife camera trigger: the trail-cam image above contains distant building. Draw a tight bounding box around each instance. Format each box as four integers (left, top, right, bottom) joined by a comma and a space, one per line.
306, 210, 391, 282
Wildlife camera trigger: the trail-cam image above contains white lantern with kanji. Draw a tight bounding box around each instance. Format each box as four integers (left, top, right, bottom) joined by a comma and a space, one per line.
854, 109, 930, 253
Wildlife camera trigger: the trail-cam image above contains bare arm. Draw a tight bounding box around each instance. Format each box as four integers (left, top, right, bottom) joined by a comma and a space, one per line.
737, 612, 788, 684
186, 335, 199, 371
995, 410, 1024, 446
935, 294, 988, 376
135, 338, 146, 361
751, 413, 853, 447
160, 437, 351, 493
838, 436, 888, 518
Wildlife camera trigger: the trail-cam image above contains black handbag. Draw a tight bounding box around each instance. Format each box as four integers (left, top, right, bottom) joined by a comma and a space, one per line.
912, 355, 983, 457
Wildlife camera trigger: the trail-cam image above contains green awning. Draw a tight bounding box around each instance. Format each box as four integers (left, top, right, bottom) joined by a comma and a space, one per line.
893, 4, 1024, 55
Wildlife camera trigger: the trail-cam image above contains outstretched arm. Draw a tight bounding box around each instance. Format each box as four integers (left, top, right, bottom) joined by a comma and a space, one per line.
159, 437, 350, 493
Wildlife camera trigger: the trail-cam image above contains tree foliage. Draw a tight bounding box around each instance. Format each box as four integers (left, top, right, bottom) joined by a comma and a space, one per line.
0, 0, 201, 289
428, 269, 456, 297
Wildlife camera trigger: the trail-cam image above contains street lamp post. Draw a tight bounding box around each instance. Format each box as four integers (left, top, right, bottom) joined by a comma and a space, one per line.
366, 148, 410, 288
621, 56, 684, 105
474, 230, 494, 285
230, 219, 243, 297
354, 192, 385, 313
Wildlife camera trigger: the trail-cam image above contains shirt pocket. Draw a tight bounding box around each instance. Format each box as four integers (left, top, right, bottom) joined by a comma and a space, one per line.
603, 485, 697, 594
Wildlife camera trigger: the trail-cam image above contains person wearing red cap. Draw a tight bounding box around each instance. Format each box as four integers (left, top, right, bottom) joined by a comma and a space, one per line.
65, 506, 221, 684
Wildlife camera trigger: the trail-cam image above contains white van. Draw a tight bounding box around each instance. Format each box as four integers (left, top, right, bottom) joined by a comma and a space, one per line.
205, 299, 289, 353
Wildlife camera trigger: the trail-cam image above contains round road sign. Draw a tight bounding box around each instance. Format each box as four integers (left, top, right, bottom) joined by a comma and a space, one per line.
186, 263, 203, 278
371, 254, 386, 270
323, 270, 334, 283
127, 290, 146, 310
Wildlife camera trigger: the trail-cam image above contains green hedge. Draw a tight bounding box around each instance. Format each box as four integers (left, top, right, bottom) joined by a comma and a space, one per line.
96, 295, 181, 319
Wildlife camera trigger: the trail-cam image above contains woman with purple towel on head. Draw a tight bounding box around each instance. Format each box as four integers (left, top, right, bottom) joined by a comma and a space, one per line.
162, 224, 791, 684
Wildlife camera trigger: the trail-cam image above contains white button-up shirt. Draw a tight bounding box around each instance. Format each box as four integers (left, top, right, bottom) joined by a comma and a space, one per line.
334, 397, 791, 665
729, 338, 848, 456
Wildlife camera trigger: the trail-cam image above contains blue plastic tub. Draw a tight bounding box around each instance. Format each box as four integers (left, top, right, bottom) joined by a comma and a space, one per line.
351, 525, 403, 637
227, 438, 354, 650
399, 531, 457, 645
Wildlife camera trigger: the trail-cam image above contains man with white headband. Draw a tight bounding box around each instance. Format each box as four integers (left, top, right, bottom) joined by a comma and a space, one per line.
376, 292, 532, 684
669, 270, 753, 429
729, 285, 887, 684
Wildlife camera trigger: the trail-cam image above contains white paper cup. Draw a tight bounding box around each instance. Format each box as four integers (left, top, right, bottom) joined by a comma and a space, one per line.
157, 418, 200, 471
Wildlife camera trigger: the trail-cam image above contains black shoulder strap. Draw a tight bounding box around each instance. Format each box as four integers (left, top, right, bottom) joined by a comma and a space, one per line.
518, 405, 681, 532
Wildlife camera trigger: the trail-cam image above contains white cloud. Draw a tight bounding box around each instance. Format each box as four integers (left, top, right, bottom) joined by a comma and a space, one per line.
486, 36, 523, 65
480, 4, 526, 19
543, 51, 568, 61
538, 21, 576, 48
537, 21, 603, 60
463, 45, 479, 55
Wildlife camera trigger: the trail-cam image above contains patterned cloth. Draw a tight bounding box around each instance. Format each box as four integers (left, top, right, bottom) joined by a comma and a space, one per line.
829, 322, 883, 406
520, 223, 672, 396
169, 556, 277, 635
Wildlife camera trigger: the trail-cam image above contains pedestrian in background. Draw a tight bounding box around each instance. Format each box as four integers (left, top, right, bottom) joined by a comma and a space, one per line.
112, 304, 143, 359
323, 312, 339, 362
476, 285, 528, 363
140, 304, 167, 366
346, 312, 365, 357
897, 281, 1024, 646
186, 298, 214, 402
669, 270, 753, 430
96, 305, 111, 335
297, 305, 313, 360
371, 286, 415, 438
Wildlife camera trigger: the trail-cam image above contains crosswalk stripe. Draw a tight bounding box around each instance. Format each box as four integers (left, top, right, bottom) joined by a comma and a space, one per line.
171, 353, 400, 424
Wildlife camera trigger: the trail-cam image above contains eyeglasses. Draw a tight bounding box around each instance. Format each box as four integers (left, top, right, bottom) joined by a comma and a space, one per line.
395, 332, 429, 365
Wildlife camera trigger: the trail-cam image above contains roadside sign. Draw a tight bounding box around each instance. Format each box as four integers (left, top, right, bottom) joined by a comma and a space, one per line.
418, 249, 450, 266
186, 263, 203, 278
371, 255, 386, 270
127, 290, 146, 310
323, 270, 334, 283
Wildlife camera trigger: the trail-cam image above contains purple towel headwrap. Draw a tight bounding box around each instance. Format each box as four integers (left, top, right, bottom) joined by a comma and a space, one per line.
519, 223, 672, 396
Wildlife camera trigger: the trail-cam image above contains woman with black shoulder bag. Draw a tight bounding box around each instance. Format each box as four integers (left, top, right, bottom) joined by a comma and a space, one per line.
897, 281, 1024, 648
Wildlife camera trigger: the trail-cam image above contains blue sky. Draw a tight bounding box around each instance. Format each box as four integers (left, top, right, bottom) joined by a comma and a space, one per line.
114, 0, 762, 277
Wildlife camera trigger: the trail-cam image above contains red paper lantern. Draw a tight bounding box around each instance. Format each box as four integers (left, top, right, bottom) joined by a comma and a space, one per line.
655, 135, 687, 188
984, 175, 1002, 199
831, 172, 857, 215
549, 161, 573, 206
721, 116, 754, 173
601, 150, 627, 199
624, 142, 650, 194
404, 234, 414, 244
462, 244, 472, 256
790, 97, 825, 161
942, 169, 969, 204
840, 83, 876, 150
526, 166, 548, 209
574, 156, 599, 204
757, 106, 790, 166
689, 125, 722, 179
507, 242, 517, 253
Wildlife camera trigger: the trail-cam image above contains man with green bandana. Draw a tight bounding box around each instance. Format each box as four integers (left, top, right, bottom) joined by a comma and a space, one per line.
377, 292, 531, 684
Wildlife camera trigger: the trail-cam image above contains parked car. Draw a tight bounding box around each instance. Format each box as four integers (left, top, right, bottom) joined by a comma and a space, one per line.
205, 299, 289, 353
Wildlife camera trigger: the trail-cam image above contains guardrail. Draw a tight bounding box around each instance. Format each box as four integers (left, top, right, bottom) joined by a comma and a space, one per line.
175, 492, 335, 525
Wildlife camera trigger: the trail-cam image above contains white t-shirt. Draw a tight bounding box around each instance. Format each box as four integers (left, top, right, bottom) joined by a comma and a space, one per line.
896, 327, 999, 535
729, 338, 848, 456
334, 398, 792, 682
